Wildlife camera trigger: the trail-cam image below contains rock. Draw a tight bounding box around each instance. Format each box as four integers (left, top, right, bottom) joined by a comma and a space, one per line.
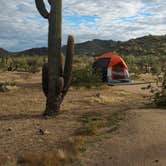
44, 130, 50, 135
57, 149, 66, 160
37, 129, 50, 135
7, 127, 13, 131
96, 93, 101, 97
154, 160, 159, 163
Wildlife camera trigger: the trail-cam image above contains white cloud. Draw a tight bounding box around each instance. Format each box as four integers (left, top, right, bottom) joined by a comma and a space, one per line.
0, 0, 166, 51
63, 0, 166, 42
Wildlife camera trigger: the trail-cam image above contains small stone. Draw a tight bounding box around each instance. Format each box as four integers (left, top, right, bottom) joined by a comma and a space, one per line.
37, 129, 50, 135
109, 156, 112, 160
44, 130, 50, 134
154, 160, 159, 163
7, 127, 13, 131
96, 93, 101, 97
57, 149, 66, 160
37, 129, 45, 135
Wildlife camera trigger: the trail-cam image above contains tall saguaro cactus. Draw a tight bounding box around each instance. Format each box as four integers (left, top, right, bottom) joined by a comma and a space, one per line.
35, 0, 74, 116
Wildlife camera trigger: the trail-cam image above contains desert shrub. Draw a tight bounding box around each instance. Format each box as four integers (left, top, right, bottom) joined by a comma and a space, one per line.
9, 56, 44, 72
0, 62, 6, 70
151, 65, 161, 75
0, 82, 17, 92
12, 58, 28, 71
73, 55, 94, 68
122, 55, 165, 75
153, 72, 166, 107
27, 58, 39, 73
71, 65, 103, 88
0, 56, 8, 71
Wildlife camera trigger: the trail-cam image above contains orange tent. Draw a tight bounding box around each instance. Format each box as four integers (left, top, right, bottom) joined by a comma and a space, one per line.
93, 52, 130, 82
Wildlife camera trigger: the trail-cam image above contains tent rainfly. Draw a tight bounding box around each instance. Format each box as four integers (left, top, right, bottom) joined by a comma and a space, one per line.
93, 52, 130, 83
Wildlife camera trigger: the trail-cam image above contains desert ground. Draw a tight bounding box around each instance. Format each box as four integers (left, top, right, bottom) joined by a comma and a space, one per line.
0, 71, 165, 166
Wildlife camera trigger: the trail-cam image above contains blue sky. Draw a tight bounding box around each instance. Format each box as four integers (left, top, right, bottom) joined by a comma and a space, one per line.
0, 0, 166, 51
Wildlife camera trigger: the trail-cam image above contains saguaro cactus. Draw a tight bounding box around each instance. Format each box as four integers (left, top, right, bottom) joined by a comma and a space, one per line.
35, 0, 74, 116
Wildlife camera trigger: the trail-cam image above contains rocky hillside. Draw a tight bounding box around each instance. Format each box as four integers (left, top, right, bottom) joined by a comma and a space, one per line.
1, 34, 166, 56
0, 48, 8, 56
62, 39, 118, 56
16, 47, 48, 56
64, 35, 166, 56
112, 35, 166, 56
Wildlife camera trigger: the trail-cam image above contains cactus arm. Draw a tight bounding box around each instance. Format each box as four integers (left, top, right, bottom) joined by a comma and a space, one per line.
60, 53, 65, 76
35, 0, 49, 19
63, 35, 74, 95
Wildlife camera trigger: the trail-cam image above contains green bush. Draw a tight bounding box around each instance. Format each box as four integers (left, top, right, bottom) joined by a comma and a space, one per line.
71, 65, 103, 88
153, 72, 166, 107
12, 58, 28, 71
0, 82, 16, 92
122, 55, 165, 75
26, 58, 39, 73
0, 56, 46, 72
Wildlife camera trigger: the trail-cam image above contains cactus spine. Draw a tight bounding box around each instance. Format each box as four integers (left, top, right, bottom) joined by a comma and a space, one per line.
35, 0, 74, 116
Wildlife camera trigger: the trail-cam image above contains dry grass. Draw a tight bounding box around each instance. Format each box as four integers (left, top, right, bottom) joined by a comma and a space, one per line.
0, 155, 17, 166
0, 71, 41, 84
75, 110, 126, 136
88, 95, 124, 104
17, 150, 71, 166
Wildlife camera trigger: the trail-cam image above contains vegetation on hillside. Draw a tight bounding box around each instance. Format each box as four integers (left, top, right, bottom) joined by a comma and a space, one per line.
63, 34, 166, 56
0, 56, 45, 72
122, 55, 166, 74
113, 35, 166, 56
1, 34, 166, 56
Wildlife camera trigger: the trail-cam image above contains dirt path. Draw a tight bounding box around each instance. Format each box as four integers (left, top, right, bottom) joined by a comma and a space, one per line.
80, 108, 166, 166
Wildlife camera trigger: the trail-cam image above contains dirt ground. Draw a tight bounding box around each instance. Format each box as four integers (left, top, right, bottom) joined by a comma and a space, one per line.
0, 71, 165, 166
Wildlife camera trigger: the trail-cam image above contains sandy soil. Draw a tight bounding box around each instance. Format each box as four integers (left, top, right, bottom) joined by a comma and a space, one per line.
0, 72, 165, 166
80, 108, 166, 166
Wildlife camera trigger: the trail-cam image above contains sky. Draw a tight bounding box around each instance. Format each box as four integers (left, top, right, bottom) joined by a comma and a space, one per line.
0, 0, 166, 51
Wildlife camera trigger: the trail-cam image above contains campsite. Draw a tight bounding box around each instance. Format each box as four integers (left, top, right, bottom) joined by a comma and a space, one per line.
0, 53, 165, 165
0, 0, 166, 166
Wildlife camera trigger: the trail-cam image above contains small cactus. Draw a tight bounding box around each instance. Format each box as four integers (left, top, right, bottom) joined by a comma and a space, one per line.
35, 0, 74, 116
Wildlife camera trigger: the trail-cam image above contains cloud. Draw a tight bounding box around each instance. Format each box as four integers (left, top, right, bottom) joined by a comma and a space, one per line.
0, 0, 48, 51
0, 0, 166, 51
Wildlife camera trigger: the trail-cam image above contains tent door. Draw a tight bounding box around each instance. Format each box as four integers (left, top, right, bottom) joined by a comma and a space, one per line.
93, 58, 110, 82
112, 63, 125, 80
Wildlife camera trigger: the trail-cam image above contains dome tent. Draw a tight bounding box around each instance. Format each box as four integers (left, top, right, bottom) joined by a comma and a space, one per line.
93, 52, 130, 83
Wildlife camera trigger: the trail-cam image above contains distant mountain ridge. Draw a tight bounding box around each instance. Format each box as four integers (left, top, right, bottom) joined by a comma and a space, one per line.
17, 47, 48, 56
1, 34, 166, 56
0, 48, 8, 56
62, 39, 119, 56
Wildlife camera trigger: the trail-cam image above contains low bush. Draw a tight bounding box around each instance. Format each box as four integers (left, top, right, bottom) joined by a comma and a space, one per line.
153, 72, 166, 107
71, 65, 103, 88
0, 82, 17, 92
26, 58, 40, 73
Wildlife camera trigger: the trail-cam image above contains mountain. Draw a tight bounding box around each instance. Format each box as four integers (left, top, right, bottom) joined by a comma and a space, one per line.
112, 35, 166, 56
0, 48, 8, 56
62, 39, 119, 56
16, 47, 48, 56
62, 35, 166, 56
1, 34, 166, 56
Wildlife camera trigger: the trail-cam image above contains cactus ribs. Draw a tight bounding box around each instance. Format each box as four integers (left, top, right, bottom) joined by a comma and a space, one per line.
35, 0, 74, 116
